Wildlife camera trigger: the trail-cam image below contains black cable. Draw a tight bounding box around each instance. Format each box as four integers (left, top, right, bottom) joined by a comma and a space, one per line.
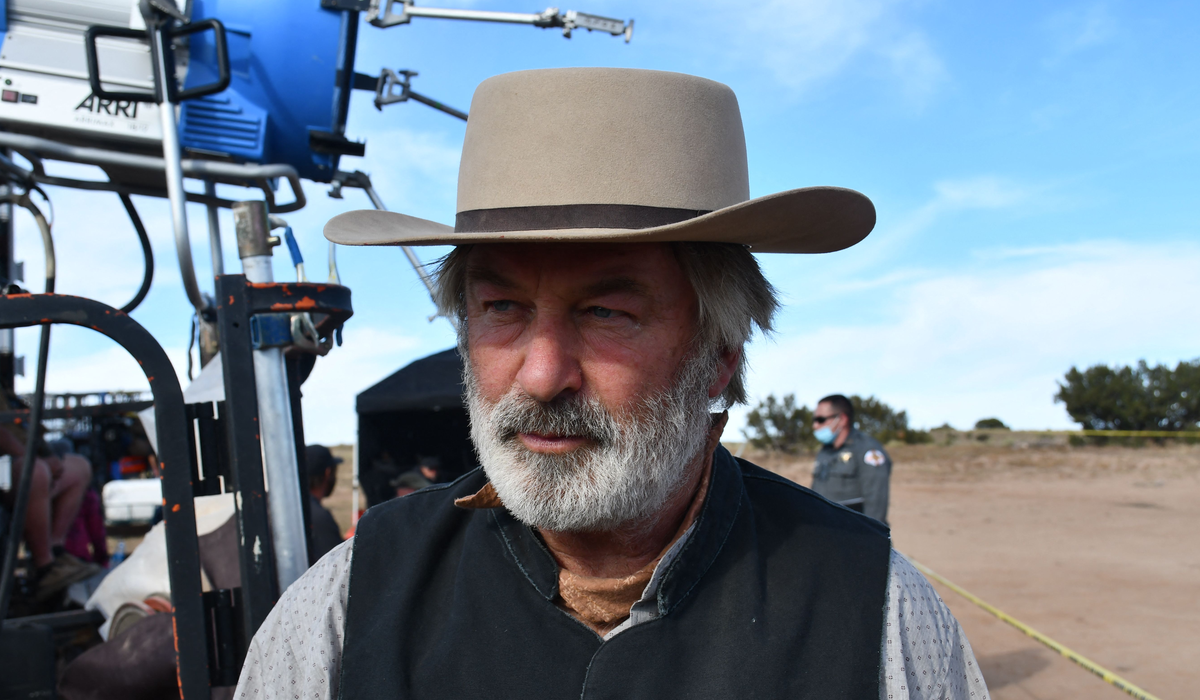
0, 185, 57, 616
186, 314, 197, 381
0, 192, 54, 294
0, 321, 51, 619
118, 193, 154, 314
29, 185, 53, 229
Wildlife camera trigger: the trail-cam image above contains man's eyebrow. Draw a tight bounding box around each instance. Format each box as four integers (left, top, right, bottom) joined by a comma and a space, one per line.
465, 268, 651, 299
581, 276, 650, 299
465, 265, 519, 291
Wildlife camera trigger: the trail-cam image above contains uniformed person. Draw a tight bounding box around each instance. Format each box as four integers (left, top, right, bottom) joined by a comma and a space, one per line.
811, 394, 893, 524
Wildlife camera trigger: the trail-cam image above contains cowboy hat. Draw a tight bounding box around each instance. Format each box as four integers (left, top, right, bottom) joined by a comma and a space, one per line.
324, 68, 875, 253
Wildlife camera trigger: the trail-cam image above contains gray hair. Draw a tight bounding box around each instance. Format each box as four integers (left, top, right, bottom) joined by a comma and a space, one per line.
432, 242, 779, 407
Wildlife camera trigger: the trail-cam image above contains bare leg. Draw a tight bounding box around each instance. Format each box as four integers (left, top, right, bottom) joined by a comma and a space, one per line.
20, 459, 54, 568
49, 454, 91, 547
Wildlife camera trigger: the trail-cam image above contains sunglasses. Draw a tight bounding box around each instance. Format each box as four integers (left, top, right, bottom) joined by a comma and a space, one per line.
812, 414, 841, 425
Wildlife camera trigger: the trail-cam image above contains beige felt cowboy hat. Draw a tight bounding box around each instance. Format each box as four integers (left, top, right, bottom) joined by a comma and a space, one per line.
324, 68, 875, 253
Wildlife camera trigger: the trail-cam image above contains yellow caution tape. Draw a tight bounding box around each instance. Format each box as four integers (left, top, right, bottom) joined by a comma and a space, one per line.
902, 555, 1163, 700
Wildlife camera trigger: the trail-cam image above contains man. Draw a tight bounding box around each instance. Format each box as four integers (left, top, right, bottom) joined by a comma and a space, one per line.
390, 457, 439, 498
304, 444, 344, 562
811, 394, 894, 524
390, 469, 431, 498
237, 68, 988, 699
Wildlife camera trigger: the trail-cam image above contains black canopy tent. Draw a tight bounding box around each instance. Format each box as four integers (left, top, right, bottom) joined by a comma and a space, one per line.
356, 348, 475, 508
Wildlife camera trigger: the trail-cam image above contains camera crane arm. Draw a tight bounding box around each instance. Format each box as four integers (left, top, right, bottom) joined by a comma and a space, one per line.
363, 0, 633, 41
337, 0, 635, 120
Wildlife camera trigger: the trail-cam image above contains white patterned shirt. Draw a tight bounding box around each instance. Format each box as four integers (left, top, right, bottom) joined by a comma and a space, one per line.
235, 542, 989, 700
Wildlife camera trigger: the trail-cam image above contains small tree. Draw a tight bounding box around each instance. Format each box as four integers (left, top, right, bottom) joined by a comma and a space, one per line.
1055, 359, 1200, 431
974, 418, 1009, 430
851, 396, 906, 442
743, 394, 814, 453
744, 393, 932, 451
851, 395, 933, 444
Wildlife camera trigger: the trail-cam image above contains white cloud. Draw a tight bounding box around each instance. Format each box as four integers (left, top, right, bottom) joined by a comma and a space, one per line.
735, 240, 1200, 433
715, 0, 947, 103
1044, 3, 1118, 58
929, 176, 1030, 209
299, 326, 428, 444
878, 30, 946, 105
891, 175, 1030, 242
12, 321, 431, 446
901, 174, 1029, 230
823, 175, 1035, 279
352, 127, 462, 222
13, 326, 189, 395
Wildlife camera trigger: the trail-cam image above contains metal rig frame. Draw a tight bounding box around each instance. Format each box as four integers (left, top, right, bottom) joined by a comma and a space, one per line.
0, 280, 351, 698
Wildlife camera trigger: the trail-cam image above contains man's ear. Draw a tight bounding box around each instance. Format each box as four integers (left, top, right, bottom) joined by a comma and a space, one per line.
708, 348, 741, 400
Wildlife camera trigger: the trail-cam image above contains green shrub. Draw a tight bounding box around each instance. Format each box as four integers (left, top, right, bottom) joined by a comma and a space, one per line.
743, 393, 931, 451
743, 394, 814, 453
1055, 358, 1200, 431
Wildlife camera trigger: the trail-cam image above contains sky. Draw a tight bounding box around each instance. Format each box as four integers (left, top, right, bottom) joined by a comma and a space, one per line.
11, 0, 1200, 444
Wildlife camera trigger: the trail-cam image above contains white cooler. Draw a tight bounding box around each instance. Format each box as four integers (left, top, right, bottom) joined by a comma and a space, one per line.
102, 478, 163, 525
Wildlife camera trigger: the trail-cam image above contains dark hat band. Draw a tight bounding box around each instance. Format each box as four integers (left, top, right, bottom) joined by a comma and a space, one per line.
455, 204, 711, 233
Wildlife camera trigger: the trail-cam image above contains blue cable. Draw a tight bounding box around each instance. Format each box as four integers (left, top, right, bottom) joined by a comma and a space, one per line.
282, 227, 304, 267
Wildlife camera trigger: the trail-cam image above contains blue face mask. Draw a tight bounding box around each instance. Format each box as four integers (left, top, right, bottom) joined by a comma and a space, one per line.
814, 414, 842, 444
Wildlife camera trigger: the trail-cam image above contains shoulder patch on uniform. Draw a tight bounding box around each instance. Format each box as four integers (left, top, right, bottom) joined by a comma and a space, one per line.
864, 449, 886, 466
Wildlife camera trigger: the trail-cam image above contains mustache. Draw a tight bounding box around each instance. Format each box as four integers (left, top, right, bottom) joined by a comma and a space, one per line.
489, 391, 620, 447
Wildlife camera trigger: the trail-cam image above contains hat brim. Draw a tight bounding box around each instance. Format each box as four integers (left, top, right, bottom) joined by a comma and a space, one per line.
323, 186, 875, 254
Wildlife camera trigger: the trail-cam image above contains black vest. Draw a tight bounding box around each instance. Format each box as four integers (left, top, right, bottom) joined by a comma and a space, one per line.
340, 448, 891, 699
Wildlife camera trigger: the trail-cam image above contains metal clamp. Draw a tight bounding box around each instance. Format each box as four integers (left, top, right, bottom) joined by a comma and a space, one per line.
290, 313, 332, 355
355, 69, 469, 120
374, 68, 416, 109
248, 312, 331, 355
249, 313, 292, 350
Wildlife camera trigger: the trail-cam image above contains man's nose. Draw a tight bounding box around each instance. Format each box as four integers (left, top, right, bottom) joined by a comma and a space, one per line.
516, 315, 582, 402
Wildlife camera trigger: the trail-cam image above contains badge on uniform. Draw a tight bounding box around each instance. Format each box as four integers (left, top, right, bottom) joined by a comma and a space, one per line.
864, 449, 886, 466
839, 452, 852, 462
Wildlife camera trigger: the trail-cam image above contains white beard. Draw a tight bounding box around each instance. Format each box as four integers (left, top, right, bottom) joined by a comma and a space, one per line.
464, 352, 717, 533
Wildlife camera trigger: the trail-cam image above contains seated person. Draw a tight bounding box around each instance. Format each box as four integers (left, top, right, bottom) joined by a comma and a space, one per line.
63, 487, 108, 567
305, 444, 344, 562
390, 470, 431, 498
0, 394, 100, 601
49, 438, 108, 567
389, 456, 441, 498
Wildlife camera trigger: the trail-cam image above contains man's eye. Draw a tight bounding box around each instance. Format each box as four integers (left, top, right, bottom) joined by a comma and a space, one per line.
590, 306, 614, 319
490, 300, 514, 312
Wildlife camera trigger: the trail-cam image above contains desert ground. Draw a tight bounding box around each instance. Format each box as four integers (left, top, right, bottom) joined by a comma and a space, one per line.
321, 437, 1200, 698
759, 434, 1199, 700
